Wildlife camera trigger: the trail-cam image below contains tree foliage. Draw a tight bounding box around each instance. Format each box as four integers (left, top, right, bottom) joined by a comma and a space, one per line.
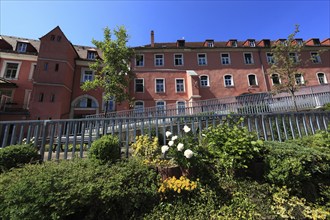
269, 25, 304, 111
81, 26, 134, 110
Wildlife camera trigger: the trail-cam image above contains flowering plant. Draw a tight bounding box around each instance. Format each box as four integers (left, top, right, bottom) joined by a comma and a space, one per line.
161, 125, 198, 169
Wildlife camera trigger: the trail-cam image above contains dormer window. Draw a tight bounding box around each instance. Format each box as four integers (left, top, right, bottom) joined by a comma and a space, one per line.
177, 40, 185, 47
312, 39, 320, 46
205, 40, 214, 47
296, 39, 303, 46
249, 40, 255, 47
264, 40, 271, 47
87, 51, 96, 60
230, 40, 237, 47
16, 42, 27, 53
279, 39, 287, 46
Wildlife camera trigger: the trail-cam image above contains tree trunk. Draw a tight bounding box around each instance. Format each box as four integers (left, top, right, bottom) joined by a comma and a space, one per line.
291, 91, 299, 112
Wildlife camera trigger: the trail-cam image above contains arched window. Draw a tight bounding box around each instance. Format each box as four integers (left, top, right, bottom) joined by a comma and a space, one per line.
75, 97, 97, 108
247, 74, 257, 86
271, 74, 280, 85
134, 101, 144, 113
176, 101, 186, 115
156, 100, 166, 115
200, 75, 209, 87
295, 73, 304, 85
224, 75, 233, 87
317, 72, 327, 84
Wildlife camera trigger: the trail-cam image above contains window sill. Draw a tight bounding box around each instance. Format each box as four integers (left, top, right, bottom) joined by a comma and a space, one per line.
225, 85, 235, 88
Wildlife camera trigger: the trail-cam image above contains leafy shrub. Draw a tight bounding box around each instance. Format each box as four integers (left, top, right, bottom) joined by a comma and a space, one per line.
287, 130, 330, 149
263, 141, 330, 199
0, 158, 159, 220
131, 135, 160, 161
0, 144, 40, 173
88, 134, 121, 164
202, 116, 263, 176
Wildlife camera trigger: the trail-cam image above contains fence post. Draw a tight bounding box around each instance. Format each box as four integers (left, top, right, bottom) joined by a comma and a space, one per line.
40, 120, 50, 161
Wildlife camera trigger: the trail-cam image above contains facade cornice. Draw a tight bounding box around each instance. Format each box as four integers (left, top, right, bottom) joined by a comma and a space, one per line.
33, 82, 72, 93
0, 52, 38, 61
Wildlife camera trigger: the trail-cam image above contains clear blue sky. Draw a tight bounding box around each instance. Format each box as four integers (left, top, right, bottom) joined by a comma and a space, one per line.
1, 0, 329, 47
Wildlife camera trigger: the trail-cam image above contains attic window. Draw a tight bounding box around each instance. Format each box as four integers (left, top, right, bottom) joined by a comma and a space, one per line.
206, 40, 214, 47
296, 39, 303, 46
87, 51, 96, 60
50, 35, 55, 41
249, 40, 255, 47
57, 36, 62, 42
264, 40, 271, 47
313, 39, 320, 46
17, 42, 27, 53
231, 40, 237, 47
177, 40, 185, 47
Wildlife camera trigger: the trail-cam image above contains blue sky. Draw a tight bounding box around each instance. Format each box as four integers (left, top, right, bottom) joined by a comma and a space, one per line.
1, 0, 329, 47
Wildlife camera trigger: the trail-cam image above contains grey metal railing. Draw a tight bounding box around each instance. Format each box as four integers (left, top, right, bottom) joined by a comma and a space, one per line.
1, 111, 329, 161
86, 85, 330, 118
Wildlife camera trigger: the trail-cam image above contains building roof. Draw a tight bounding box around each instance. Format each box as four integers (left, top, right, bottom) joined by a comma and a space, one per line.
0, 35, 40, 54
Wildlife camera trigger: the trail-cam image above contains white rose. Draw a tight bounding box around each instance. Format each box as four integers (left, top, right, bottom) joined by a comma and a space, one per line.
161, 145, 169, 153
177, 143, 184, 151
184, 149, 194, 158
168, 140, 174, 146
202, 134, 206, 137
183, 125, 191, 133
171, 135, 178, 141
166, 131, 172, 137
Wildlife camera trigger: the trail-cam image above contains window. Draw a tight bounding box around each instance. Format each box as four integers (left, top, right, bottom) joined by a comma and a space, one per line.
207, 41, 214, 47
249, 40, 255, 47
82, 70, 94, 82
55, 63, 59, 72
135, 78, 144, 92
4, 62, 19, 79
38, 93, 44, 102
266, 53, 274, 64
248, 74, 257, 86
136, 54, 144, 66
155, 79, 165, 93
224, 75, 233, 87
155, 54, 164, 66
103, 95, 115, 112
289, 53, 298, 63
44, 62, 48, 71
174, 54, 183, 66
178, 40, 185, 47
200, 75, 209, 87
271, 74, 280, 85
317, 73, 327, 84
76, 97, 97, 108
17, 42, 27, 52
177, 101, 186, 114
244, 53, 254, 64
296, 39, 303, 46
231, 40, 237, 47
134, 101, 144, 113
313, 39, 320, 46
50, 94, 55, 102
156, 101, 166, 115
57, 36, 62, 42
29, 63, 36, 80
0, 89, 13, 103
23, 90, 31, 109
87, 51, 96, 60
50, 35, 55, 41
295, 74, 304, 85
176, 79, 185, 92
221, 53, 231, 65
311, 52, 321, 63
197, 54, 207, 65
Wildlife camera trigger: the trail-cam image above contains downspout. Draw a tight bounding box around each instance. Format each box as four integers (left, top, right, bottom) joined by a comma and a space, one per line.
258, 48, 270, 92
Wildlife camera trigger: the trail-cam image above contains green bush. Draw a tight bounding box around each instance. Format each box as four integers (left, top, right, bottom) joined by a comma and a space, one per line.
287, 130, 330, 149
0, 144, 40, 173
88, 135, 121, 164
202, 116, 263, 177
0, 158, 159, 220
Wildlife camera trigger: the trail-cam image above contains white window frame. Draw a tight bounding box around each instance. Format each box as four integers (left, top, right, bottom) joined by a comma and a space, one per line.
247, 74, 258, 86
317, 72, 328, 84
155, 78, 165, 93
224, 74, 234, 87
249, 40, 256, 47
156, 100, 166, 115
174, 54, 184, 66
17, 42, 27, 53
289, 52, 298, 63
175, 78, 185, 92
102, 93, 115, 112
1, 60, 22, 80
221, 53, 231, 65
294, 73, 305, 85
207, 41, 214, 47
81, 68, 94, 83
271, 74, 281, 85
266, 53, 274, 64
243, 53, 254, 64
200, 75, 209, 87
23, 89, 32, 109
135, 78, 144, 93
29, 63, 37, 80
136, 54, 144, 67
311, 52, 321, 64
197, 53, 207, 66
154, 54, 164, 66
176, 101, 186, 115
87, 51, 96, 60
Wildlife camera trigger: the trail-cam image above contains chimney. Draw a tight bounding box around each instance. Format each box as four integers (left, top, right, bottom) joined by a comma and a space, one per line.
151, 30, 154, 47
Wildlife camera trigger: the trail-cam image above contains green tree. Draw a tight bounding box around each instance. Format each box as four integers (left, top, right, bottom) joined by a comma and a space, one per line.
269, 25, 305, 112
81, 26, 134, 115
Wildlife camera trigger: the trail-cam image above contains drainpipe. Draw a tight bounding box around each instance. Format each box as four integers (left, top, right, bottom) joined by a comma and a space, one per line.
258, 49, 270, 92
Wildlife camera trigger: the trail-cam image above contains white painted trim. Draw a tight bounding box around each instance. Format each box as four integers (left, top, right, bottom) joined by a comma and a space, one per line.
247, 74, 258, 86
0, 52, 37, 61
155, 78, 165, 93
175, 78, 185, 93
0, 60, 22, 80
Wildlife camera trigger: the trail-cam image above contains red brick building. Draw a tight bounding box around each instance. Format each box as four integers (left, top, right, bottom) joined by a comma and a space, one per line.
0, 27, 329, 121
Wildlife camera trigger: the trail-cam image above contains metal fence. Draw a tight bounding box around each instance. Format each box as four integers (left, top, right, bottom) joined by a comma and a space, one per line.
1, 111, 329, 161
86, 85, 330, 118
